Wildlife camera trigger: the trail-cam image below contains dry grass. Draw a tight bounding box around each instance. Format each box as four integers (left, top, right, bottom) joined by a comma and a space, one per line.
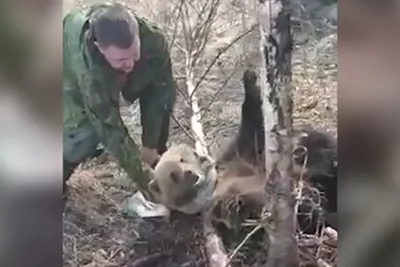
63, 0, 337, 266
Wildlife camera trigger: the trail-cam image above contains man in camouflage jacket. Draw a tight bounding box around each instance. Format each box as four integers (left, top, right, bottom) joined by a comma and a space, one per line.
63, 3, 176, 197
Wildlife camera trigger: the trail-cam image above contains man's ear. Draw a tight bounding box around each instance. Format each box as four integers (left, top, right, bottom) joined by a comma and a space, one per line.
94, 41, 106, 54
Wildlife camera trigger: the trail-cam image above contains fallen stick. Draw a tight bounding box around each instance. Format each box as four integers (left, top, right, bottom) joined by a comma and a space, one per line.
129, 252, 168, 267
205, 232, 231, 267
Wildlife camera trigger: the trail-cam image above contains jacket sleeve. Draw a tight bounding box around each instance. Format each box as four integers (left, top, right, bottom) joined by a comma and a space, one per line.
139, 38, 177, 149
76, 71, 151, 191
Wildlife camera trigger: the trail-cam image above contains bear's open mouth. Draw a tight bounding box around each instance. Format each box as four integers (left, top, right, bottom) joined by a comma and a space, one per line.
194, 173, 204, 186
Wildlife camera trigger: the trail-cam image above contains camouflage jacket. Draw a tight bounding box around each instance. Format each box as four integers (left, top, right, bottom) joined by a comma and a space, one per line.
63, 7, 176, 189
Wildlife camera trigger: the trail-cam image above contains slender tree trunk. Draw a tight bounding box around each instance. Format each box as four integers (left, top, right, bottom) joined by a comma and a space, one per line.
258, 0, 299, 266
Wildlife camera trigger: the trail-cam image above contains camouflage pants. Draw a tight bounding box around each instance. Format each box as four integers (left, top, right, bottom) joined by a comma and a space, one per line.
63, 123, 101, 183
63, 113, 171, 183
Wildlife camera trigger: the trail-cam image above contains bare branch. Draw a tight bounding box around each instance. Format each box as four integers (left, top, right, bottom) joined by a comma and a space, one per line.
168, 0, 186, 51
135, 0, 156, 19
191, 0, 222, 63
179, 2, 192, 54
190, 25, 257, 99
165, 0, 185, 30
225, 224, 263, 266
173, 42, 189, 54
170, 114, 197, 143
175, 87, 191, 109
187, 1, 201, 15
200, 67, 239, 117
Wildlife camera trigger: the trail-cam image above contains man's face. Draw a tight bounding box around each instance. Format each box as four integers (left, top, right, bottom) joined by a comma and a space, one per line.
96, 37, 141, 73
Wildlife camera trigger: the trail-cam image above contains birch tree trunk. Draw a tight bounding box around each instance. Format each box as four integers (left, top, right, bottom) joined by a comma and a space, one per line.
258, 0, 299, 266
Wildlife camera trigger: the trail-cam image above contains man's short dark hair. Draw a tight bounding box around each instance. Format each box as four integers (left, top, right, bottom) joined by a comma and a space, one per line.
88, 3, 137, 49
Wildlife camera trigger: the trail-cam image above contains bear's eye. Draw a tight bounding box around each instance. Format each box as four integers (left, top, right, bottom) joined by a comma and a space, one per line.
170, 172, 180, 182
180, 158, 185, 163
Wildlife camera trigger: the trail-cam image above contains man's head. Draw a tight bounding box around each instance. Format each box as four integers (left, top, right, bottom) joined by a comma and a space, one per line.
89, 3, 140, 73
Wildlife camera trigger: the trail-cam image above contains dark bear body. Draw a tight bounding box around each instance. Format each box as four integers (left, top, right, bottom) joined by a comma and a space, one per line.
217, 69, 337, 235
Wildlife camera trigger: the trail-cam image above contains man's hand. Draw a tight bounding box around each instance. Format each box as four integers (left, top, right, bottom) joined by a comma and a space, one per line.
140, 146, 159, 167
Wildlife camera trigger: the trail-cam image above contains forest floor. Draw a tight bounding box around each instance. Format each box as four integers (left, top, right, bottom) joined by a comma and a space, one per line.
63, 0, 337, 266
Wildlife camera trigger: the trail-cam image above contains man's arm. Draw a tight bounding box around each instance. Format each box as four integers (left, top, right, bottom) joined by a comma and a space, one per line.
139, 52, 177, 150
76, 72, 152, 191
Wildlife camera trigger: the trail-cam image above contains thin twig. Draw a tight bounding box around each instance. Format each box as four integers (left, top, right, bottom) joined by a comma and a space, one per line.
171, 114, 196, 142
129, 252, 167, 267
225, 224, 263, 267
107, 247, 123, 261
191, 0, 222, 65
183, 1, 194, 48
190, 25, 257, 99
168, 0, 186, 51
200, 67, 239, 117
173, 42, 188, 55
135, 0, 156, 19
173, 82, 191, 109
164, 0, 185, 34
179, 1, 191, 53
294, 146, 308, 232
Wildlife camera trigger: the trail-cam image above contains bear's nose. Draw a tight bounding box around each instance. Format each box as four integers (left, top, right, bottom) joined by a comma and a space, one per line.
184, 170, 200, 185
